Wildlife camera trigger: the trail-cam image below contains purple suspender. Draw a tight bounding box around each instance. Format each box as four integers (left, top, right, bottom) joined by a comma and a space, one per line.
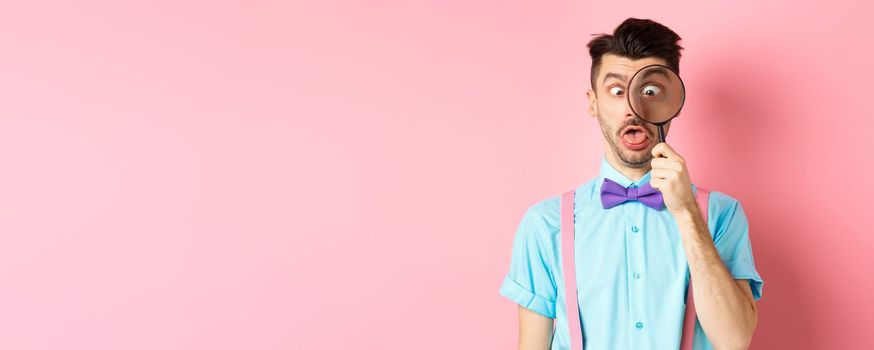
560, 186, 711, 349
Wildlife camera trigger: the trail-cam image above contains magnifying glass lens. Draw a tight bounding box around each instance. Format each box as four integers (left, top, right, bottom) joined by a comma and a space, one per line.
628, 65, 685, 124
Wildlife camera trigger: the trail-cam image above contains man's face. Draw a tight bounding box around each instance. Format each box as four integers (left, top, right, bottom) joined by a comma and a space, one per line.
586, 53, 674, 168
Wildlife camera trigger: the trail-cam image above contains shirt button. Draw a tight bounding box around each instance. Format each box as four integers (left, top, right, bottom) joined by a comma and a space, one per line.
633, 272, 642, 279
631, 226, 639, 233
636, 322, 644, 329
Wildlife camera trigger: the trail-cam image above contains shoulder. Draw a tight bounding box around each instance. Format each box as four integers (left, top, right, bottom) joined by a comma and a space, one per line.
529, 177, 599, 221
521, 195, 561, 240
705, 189, 743, 215
698, 186, 749, 239
518, 178, 600, 240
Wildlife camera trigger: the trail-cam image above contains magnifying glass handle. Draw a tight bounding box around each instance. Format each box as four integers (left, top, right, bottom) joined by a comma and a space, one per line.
655, 125, 670, 158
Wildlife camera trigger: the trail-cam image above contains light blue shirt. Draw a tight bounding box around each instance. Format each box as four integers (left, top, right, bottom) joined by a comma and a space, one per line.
499, 154, 764, 349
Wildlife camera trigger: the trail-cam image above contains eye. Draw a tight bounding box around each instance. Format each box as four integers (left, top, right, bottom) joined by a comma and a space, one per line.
609, 86, 624, 96
641, 84, 661, 96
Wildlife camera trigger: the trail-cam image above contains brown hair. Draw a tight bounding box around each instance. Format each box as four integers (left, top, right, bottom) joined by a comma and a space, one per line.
587, 18, 684, 90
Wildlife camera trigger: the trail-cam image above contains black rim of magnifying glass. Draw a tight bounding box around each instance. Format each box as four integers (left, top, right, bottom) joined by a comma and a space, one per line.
626, 64, 686, 143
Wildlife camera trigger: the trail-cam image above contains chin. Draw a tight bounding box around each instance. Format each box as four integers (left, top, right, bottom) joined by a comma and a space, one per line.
617, 149, 653, 167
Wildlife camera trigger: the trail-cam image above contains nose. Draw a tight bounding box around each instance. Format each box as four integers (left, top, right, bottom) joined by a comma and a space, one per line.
623, 99, 636, 119
624, 103, 641, 124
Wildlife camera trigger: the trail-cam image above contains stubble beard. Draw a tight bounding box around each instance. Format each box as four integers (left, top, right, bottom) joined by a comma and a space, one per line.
596, 114, 653, 169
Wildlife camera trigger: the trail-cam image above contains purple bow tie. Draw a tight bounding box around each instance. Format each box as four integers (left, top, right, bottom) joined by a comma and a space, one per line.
600, 178, 664, 210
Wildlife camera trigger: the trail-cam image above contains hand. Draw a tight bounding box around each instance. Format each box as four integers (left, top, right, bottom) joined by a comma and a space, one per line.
650, 143, 696, 214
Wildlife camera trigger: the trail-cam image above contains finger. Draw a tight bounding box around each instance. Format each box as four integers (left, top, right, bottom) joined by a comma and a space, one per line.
651, 157, 669, 170
651, 143, 673, 158
650, 157, 664, 169
651, 143, 684, 163
651, 157, 684, 172
651, 168, 677, 180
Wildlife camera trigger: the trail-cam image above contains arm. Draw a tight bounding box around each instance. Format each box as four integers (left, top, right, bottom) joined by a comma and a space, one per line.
500, 205, 560, 349
517, 304, 554, 350
649, 144, 759, 349
675, 208, 758, 350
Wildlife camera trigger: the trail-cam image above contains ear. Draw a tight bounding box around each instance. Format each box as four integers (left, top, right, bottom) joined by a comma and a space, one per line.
586, 89, 598, 117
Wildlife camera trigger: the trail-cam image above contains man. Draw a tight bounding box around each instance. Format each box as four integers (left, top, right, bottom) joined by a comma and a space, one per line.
499, 18, 764, 350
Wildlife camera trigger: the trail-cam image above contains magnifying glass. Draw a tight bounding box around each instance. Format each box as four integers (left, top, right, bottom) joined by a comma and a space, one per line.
627, 64, 686, 144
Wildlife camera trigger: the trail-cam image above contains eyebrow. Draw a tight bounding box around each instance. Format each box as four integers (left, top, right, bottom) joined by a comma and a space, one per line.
602, 72, 627, 85
601, 67, 672, 85
639, 67, 670, 81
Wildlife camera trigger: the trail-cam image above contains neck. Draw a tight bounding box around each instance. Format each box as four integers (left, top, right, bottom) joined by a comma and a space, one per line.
604, 147, 651, 182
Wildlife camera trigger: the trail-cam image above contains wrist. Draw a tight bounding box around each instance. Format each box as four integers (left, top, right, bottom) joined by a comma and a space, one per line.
670, 203, 701, 223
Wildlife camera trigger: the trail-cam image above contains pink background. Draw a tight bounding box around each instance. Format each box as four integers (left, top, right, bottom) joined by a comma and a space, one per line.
1, 1, 871, 349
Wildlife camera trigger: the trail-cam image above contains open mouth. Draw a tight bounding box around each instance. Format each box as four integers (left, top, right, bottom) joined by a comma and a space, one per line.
620, 126, 650, 150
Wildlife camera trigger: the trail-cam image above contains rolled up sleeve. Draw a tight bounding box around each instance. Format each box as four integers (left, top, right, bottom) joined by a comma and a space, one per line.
499, 206, 557, 318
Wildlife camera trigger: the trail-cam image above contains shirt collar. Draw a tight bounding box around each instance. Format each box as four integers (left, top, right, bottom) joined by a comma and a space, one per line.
597, 153, 653, 189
